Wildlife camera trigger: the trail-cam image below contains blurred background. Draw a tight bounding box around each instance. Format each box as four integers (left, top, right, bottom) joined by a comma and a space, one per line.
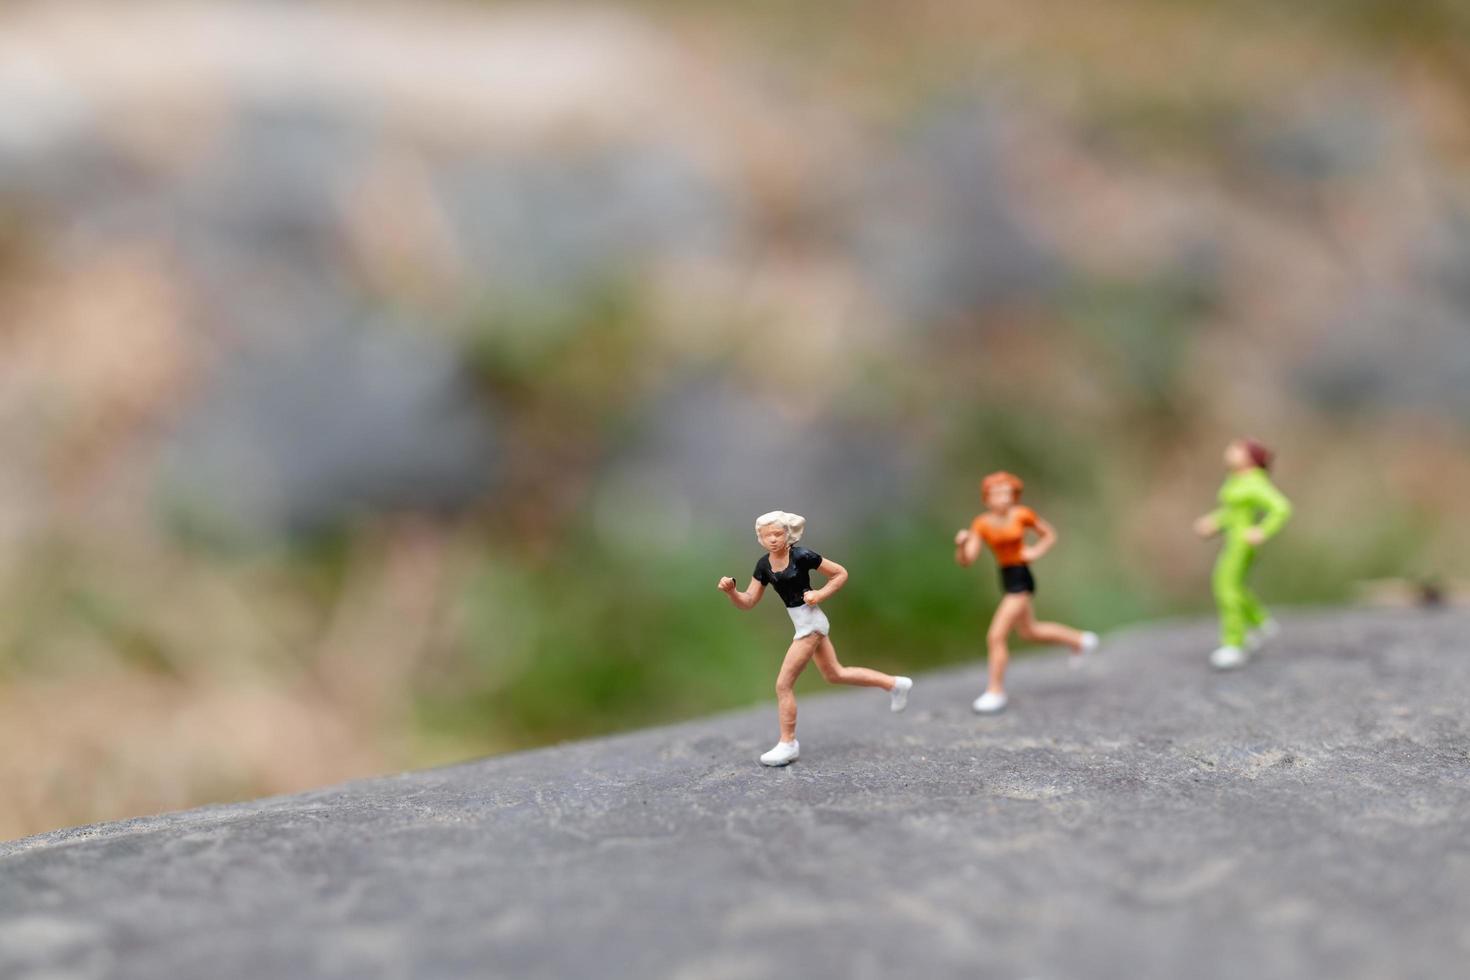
1, 0, 1467, 841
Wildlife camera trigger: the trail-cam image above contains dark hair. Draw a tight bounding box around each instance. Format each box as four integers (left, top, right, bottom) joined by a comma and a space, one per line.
1241, 438, 1274, 471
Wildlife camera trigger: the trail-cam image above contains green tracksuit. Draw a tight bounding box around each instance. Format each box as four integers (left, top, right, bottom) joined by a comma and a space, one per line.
1208, 468, 1292, 648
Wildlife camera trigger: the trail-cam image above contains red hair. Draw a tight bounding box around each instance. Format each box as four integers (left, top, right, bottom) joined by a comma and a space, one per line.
1241, 439, 1274, 471
981, 471, 1024, 499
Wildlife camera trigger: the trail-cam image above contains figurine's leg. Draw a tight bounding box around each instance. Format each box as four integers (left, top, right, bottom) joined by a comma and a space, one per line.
1213, 540, 1254, 649
985, 594, 1028, 694
1240, 586, 1267, 630
775, 635, 820, 742
812, 635, 895, 690
1015, 601, 1085, 650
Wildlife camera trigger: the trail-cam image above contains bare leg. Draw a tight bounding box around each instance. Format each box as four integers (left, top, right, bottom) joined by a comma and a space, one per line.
1015, 600, 1085, 651
812, 635, 895, 690
775, 635, 820, 742
985, 594, 1029, 695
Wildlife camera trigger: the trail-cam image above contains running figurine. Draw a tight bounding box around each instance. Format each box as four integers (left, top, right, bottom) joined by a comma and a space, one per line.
1193, 438, 1292, 670
954, 472, 1098, 714
718, 511, 912, 766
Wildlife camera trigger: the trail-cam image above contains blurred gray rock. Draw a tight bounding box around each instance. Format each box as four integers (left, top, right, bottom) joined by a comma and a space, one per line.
1299, 198, 1470, 421
851, 108, 1058, 323
1298, 290, 1470, 420
171, 103, 373, 345
1424, 205, 1470, 316
1238, 85, 1394, 182
162, 318, 498, 537
435, 143, 734, 306
596, 377, 925, 554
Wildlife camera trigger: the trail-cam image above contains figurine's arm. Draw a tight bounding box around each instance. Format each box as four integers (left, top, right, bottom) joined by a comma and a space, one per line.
1194, 499, 1227, 538
1021, 515, 1057, 563
1194, 511, 1223, 538
717, 576, 765, 610
803, 558, 848, 605
954, 528, 983, 566
1245, 478, 1292, 545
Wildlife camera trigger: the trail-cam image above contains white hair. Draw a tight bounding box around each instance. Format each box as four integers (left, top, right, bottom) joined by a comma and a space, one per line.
754, 510, 806, 544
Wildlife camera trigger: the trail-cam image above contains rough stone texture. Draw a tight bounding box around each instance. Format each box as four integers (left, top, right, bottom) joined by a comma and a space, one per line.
3, 610, 1469, 979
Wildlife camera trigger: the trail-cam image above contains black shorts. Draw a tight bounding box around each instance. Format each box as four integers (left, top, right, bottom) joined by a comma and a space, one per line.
999, 564, 1036, 595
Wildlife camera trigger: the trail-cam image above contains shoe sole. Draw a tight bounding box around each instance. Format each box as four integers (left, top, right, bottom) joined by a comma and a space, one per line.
760, 757, 797, 767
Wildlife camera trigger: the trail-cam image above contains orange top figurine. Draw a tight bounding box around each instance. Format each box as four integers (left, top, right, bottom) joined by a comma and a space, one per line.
969, 503, 1038, 568
954, 471, 1099, 714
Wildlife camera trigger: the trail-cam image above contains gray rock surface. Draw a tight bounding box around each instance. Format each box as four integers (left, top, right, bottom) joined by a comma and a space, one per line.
3, 610, 1469, 979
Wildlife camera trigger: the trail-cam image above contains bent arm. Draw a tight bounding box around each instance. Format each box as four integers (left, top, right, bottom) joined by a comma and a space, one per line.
955, 529, 984, 567
1023, 516, 1058, 562
1252, 479, 1293, 540
808, 558, 849, 601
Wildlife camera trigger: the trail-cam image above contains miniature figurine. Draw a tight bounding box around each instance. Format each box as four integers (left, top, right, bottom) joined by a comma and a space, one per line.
718, 511, 912, 766
954, 472, 1098, 713
1193, 438, 1292, 670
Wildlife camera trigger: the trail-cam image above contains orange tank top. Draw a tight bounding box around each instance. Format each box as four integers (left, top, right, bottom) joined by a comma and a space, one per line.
970, 507, 1037, 567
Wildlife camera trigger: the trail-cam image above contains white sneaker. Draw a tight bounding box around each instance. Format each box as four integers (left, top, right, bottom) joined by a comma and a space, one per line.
1070, 631, 1100, 669
1247, 618, 1280, 651
972, 690, 1009, 714
760, 740, 799, 766
1209, 645, 1248, 670
890, 676, 913, 712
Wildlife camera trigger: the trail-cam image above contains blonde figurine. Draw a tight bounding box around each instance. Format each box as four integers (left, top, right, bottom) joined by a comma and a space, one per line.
718, 511, 912, 766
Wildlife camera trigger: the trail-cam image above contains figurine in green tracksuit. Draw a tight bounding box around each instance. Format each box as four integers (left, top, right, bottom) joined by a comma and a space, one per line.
1193, 439, 1292, 670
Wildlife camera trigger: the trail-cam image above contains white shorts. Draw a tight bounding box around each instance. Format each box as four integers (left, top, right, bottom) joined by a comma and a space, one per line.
786, 603, 831, 640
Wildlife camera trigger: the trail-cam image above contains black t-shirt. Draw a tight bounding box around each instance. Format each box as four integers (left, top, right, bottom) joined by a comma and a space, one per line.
754, 546, 824, 608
